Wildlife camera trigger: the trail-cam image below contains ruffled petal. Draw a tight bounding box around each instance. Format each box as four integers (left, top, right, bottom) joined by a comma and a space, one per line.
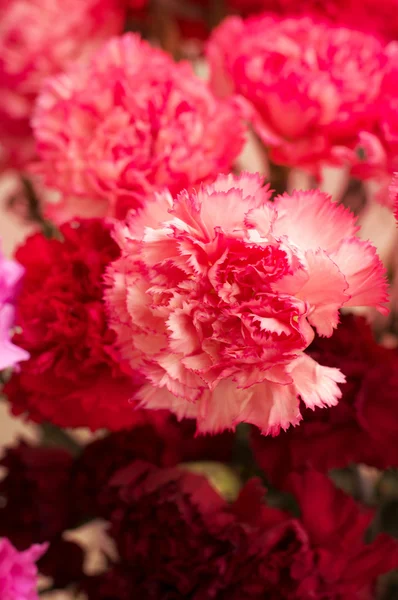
289, 354, 345, 410
273, 190, 359, 253
331, 238, 389, 313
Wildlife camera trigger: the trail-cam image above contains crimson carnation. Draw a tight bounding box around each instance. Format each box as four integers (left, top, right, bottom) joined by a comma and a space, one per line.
251, 314, 398, 487
0, 0, 126, 170
207, 14, 390, 177
4, 218, 144, 431
82, 465, 398, 599
32, 33, 246, 221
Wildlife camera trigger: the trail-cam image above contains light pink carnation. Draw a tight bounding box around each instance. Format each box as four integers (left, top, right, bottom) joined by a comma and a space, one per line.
206, 14, 390, 177
105, 173, 388, 435
32, 33, 246, 221
0, 537, 47, 600
0, 0, 126, 170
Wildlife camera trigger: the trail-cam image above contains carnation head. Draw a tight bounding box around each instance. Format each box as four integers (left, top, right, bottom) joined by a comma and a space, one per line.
106, 172, 388, 435
32, 33, 246, 221
4, 218, 145, 431
206, 14, 389, 176
0, 0, 125, 170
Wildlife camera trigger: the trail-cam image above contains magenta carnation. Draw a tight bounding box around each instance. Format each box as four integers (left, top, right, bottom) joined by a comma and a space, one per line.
32, 33, 246, 221
206, 14, 390, 177
105, 172, 387, 434
0, 537, 47, 600
0, 241, 29, 371
0, 0, 126, 170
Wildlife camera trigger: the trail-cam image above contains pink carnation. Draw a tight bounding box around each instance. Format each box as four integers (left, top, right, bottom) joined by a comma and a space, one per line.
0, 241, 29, 371
347, 50, 398, 203
32, 33, 246, 221
105, 173, 388, 435
0, 0, 125, 170
206, 14, 390, 177
0, 537, 47, 600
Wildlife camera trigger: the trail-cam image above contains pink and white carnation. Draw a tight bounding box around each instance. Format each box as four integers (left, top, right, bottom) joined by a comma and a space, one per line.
0, 0, 126, 170
32, 33, 246, 221
105, 173, 388, 435
0, 537, 47, 600
0, 241, 29, 371
206, 14, 390, 177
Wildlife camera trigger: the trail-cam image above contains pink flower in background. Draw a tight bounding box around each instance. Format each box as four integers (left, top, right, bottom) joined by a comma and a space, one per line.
0, 0, 126, 170
0, 242, 29, 371
32, 33, 246, 221
348, 51, 398, 203
206, 14, 389, 177
0, 537, 47, 600
106, 172, 387, 434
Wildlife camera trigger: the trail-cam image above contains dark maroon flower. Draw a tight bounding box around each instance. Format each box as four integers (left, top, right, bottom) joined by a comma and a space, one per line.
81, 464, 397, 599
4, 218, 146, 431
38, 538, 85, 588
251, 314, 398, 487
72, 416, 234, 520
0, 441, 74, 549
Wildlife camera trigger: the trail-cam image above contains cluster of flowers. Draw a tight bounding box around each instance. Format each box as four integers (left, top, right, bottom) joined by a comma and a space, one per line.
0, 421, 397, 599
1, 0, 398, 597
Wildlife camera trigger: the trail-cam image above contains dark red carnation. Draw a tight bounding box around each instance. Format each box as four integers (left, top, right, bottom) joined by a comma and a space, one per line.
81, 465, 398, 599
72, 415, 234, 520
357, 361, 398, 448
251, 314, 398, 487
0, 441, 74, 549
0, 440, 87, 587
4, 218, 145, 431
285, 470, 398, 599
38, 538, 85, 588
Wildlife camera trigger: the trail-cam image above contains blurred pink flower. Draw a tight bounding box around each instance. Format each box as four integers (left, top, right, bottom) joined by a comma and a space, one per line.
207, 14, 390, 178
106, 172, 387, 434
0, 0, 126, 170
0, 537, 47, 600
0, 242, 29, 371
347, 50, 398, 203
32, 33, 246, 221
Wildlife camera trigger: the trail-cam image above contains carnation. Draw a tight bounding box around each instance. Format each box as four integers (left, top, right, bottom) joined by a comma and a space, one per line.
347, 52, 398, 201
0, 537, 47, 600
206, 14, 390, 177
32, 33, 246, 221
82, 464, 398, 599
251, 314, 398, 486
4, 219, 144, 431
71, 415, 234, 519
0, 241, 29, 371
106, 172, 387, 434
0, 0, 126, 170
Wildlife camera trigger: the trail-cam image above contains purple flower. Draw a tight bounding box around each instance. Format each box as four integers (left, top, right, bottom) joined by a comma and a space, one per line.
0, 242, 29, 371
